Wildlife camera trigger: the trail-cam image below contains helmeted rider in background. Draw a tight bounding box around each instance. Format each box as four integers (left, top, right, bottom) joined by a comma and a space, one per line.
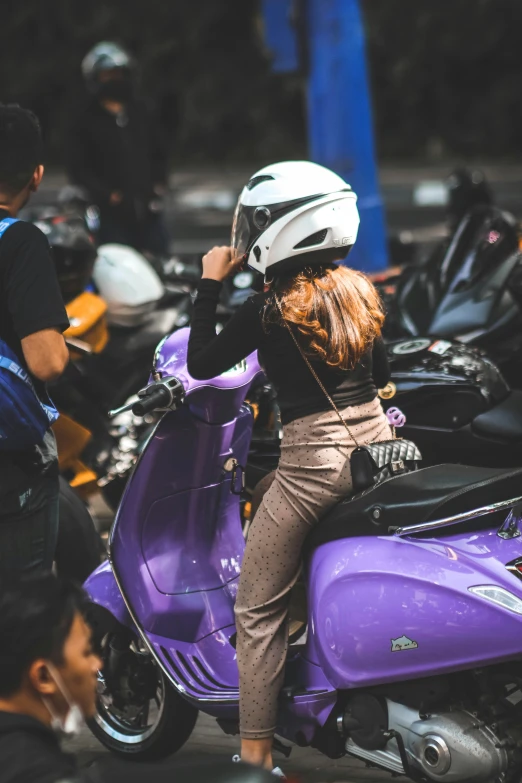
66, 42, 169, 256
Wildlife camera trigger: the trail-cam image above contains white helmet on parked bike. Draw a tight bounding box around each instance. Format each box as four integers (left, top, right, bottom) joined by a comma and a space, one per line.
231, 161, 359, 277
93, 244, 164, 327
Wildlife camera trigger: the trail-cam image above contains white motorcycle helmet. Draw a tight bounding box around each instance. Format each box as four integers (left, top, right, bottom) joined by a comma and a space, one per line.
93, 244, 164, 327
231, 161, 359, 277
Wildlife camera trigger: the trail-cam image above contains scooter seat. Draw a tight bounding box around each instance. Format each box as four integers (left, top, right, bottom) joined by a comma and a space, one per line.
305, 463, 522, 550
471, 390, 522, 443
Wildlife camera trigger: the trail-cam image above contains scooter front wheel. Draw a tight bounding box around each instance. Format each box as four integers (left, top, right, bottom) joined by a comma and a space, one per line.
88, 632, 198, 761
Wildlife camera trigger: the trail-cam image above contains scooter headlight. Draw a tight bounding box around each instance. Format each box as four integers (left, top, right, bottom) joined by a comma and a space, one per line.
468, 585, 522, 615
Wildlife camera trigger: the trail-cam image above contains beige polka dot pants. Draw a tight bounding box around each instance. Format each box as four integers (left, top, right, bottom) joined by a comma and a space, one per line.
234, 397, 391, 739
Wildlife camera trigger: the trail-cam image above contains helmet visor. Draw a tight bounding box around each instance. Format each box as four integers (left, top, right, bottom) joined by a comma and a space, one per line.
231, 203, 253, 258
230, 202, 275, 261
231, 190, 342, 262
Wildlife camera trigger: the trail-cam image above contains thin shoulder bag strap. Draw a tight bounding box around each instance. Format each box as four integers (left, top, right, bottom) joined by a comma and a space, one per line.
274, 294, 363, 448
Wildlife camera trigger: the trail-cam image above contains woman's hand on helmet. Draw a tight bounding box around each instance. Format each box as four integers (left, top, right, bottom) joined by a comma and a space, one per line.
202, 246, 244, 282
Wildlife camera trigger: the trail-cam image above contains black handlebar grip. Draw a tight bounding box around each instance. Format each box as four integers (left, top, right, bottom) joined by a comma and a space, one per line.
132, 386, 171, 416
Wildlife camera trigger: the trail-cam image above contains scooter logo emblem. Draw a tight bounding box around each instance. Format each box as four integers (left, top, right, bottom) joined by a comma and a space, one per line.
391, 635, 418, 652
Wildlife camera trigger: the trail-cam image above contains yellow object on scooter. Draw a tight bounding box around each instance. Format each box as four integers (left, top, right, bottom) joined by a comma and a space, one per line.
57, 291, 110, 497
64, 291, 109, 358
52, 413, 98, 499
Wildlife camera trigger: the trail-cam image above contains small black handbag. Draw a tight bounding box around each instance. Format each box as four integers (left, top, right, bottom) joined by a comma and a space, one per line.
274, 296, 422, 495
349, 438, 422, 494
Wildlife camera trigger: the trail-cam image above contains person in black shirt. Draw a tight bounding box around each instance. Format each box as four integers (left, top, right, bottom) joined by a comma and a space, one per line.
0, 104, 69, 579
187, 161, 392, 772
66, 42, 169, 256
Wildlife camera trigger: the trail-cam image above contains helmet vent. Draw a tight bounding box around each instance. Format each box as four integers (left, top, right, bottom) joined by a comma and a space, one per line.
246, 175, 275, 191
294, 229, 328, 249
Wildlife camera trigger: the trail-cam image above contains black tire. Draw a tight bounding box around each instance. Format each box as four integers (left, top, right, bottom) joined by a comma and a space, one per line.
88, 634, 198, 761
55, 477, 104, 582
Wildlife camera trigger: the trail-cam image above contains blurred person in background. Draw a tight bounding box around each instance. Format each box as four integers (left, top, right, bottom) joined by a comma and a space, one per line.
0, 104, 69, 581
66, 42, 170, 257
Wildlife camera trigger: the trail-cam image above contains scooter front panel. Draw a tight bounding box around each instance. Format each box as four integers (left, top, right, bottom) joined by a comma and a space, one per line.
111, 403, 253, 642
142, 483, 243, 593
309, 530, 522, 689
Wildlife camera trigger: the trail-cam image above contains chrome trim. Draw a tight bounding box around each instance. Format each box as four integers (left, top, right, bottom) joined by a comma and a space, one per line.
345, 737, 405, 775
506, 556, 522, 581
498, 505, 522, 539
108, 554, 239, 706
94, 671, 166, 744
393, 494, 522, 537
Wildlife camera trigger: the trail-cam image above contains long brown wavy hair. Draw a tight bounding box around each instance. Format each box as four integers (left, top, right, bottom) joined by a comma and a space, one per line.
266, 265, 385, 370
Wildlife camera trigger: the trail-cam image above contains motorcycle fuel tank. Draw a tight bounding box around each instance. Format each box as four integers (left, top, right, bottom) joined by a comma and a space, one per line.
385, 338, 509, 430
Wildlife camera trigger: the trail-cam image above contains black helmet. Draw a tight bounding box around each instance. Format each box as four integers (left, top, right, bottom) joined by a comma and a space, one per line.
81, 42, 135, 98
33, 214, 97, 303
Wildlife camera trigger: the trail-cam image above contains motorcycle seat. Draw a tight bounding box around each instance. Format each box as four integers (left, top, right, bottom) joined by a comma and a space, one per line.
471, 390, 522, 443
305, 463, 522, 551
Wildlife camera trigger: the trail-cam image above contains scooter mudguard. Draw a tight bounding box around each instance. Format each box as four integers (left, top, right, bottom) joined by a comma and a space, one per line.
84, 559, 133, 633
308, 525, 522, 689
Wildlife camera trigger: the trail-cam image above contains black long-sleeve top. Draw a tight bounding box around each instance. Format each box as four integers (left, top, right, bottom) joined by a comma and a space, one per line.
187, 279, 390, 425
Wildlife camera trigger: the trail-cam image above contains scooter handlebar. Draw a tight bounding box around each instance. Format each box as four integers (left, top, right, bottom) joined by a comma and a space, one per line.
132, 385, 172, 417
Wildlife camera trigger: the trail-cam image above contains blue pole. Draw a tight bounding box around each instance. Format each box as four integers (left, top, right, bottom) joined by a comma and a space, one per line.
260, 0, 300, 73
307, 0, 388, 271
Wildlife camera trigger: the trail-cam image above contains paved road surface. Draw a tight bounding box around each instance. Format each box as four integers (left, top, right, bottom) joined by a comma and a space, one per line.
66, 712, 392, 782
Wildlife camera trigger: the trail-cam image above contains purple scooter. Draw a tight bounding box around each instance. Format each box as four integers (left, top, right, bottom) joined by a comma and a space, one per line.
86, 327, 522, 781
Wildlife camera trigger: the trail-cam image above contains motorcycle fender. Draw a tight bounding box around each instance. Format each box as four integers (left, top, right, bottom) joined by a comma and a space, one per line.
84, 560, 134, 638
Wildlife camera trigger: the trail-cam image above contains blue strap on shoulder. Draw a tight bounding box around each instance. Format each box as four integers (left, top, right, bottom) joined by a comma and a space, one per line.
0, 355, 31, 385
0, 216, 58, 425
0, 220, 23, 368
0, 354, 58, 426
0, 217, 19, 237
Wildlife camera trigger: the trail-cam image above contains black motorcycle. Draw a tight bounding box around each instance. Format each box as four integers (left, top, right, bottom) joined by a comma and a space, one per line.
381, 201, 522, 387
382, 337, 522, 466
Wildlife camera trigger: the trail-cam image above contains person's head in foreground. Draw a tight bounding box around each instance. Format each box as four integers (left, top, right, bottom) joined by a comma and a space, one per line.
0, 572, 100, 734
0, 103, 44, 213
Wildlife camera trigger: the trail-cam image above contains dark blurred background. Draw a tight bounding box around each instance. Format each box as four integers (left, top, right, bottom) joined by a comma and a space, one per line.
2, 0, 522, 167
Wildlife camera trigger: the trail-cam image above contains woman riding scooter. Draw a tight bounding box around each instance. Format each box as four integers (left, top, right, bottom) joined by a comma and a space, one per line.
187, 161, 392, 772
